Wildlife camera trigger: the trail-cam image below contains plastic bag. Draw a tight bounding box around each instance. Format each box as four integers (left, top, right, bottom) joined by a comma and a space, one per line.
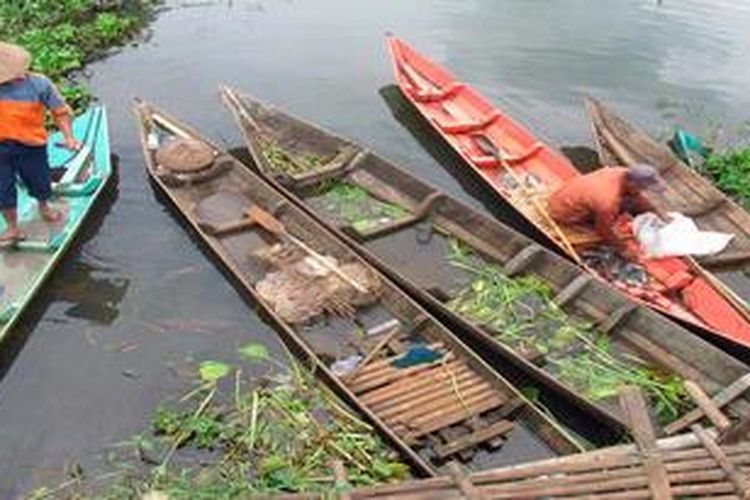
633, 212, 733, 258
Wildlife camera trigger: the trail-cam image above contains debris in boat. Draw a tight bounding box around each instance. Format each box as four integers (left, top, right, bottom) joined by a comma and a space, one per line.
317, 181, 409, 233
391, 344, 443, 368
254, 243, 383, 323
155, 137, 215, 173
330, 354, 363, 376
446, 239, 688, 423
581, 246, 649, 287
261, 141, 326, 175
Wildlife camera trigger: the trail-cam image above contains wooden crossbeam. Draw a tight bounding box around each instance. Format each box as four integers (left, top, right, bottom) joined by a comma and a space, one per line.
664, 374, 750, 435
684, 380, 732, 432
692, 424, 749, 499
619, 386, 672, 500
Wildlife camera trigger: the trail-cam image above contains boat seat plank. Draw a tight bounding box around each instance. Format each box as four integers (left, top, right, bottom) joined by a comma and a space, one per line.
435, 419, 514, 459
504, 244, 543, 276
599, 303, 637, 334
432, 111, 500, 135
412, 82, 465, 103
553, 274, 594, 308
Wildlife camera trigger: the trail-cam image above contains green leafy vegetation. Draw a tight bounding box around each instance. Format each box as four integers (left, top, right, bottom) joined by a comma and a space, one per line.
262, 142, 326, 176
446, 239, 689, 423
318, 181, 409, 232
0, 0, 159, 113
703, 147, 750, 210
30, 343, 408, 498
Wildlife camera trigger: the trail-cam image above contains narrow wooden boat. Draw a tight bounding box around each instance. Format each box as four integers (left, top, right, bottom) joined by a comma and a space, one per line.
134, 100, 582, 475
0, 107, 111, 344
220, 86, 750, 435
585, 97, 750, 276
385, 35, 750, 351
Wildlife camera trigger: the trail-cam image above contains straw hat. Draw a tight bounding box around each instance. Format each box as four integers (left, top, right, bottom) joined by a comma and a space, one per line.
155, 137, 215, 173
0, 43, 31, 84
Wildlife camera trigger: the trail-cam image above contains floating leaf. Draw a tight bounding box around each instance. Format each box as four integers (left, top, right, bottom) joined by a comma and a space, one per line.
238, 343, 269, 361
199, 360, 231, 382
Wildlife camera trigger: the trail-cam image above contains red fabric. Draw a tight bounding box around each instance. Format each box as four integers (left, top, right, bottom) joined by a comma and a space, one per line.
682, 278, 750, 347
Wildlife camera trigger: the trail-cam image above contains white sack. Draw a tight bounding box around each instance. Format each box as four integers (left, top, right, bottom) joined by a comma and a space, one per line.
632, 212, 733, 258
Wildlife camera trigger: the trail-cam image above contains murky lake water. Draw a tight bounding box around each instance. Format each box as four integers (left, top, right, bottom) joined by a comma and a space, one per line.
2, 0, 750, 495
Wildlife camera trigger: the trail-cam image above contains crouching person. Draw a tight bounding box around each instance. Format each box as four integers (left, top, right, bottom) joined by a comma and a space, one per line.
0, 42, 81, 246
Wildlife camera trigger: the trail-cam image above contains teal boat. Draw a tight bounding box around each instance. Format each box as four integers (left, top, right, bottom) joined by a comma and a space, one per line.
0, 106, 111, 342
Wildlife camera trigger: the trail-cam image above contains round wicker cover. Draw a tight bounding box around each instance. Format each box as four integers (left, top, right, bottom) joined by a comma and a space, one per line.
155, 138, 215, 173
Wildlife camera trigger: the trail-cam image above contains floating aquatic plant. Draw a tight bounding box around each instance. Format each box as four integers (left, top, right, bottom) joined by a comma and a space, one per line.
32, 343, 408, 498
446, 239, 688, 423
703, 147, 750, 210
318, 181, 408, 233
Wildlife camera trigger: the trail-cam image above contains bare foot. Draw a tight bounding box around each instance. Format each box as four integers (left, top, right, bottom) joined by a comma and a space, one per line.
40, 205, 63, 223
0, 228, 25, 248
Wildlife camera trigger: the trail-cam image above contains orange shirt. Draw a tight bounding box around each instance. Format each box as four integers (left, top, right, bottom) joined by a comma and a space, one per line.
0, 73, 69, 146
548, 167, 651, 243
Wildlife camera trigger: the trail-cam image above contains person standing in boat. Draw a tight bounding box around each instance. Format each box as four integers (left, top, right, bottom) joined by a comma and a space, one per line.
0, 42, 81, 246
548, 164, 670, 257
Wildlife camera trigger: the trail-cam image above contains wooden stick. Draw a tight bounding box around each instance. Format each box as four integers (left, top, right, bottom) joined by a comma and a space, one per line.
446, 462, 484, 500
331, 460, 352, 500
384, 384, 498, 425
684, 380, 732, 432
618, 385, 673, 500
350, 353, 456, 394
665, 373, 750, 435
692, 424, 750, 499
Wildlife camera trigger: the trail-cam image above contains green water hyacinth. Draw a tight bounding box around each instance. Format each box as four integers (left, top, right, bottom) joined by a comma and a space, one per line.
446, 239, 688, 423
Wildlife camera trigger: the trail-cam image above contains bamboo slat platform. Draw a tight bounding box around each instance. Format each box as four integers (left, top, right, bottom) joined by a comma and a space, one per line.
280, 429, 750, 500
280, 388, 750, 500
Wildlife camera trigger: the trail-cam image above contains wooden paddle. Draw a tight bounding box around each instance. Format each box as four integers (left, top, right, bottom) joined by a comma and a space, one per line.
472, 134, 582, 264
246, 205, 370, 294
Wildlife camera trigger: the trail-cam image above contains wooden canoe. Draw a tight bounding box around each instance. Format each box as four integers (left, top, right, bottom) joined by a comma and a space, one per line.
220, 86, 750, 435
0, 107, 111, 345
585, 97, 750, 275
385, 36, 750, 351
133, 100, 583, 475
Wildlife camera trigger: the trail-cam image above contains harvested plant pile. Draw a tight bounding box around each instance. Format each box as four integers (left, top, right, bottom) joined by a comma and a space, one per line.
318, 181, 409, 233
30, 345, 409, 498
446, 240, 688, 423
262, 142, 326, 176
254, 244, 382, 323
703, 147, 750, 210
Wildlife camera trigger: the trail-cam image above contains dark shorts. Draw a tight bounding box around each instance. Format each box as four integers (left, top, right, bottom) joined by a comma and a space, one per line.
0, 141, 52, 209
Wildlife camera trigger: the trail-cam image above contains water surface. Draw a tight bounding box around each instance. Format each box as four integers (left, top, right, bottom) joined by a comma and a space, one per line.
2, 0, 750, 495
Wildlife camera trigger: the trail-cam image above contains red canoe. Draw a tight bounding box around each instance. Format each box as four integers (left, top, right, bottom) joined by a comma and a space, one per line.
386, 35, 750, 350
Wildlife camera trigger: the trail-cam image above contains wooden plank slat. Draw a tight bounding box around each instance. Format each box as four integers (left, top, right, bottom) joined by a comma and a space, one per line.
385, 384, 500, 426
692, 424, 750, 499
619, 386, 673, 500
359, 360, 468, 406
435, 420, 514, 459
350, 352, 455, 394
404, 393, 505, 442
503, 244, 543, 276
376, 372, 485, 419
